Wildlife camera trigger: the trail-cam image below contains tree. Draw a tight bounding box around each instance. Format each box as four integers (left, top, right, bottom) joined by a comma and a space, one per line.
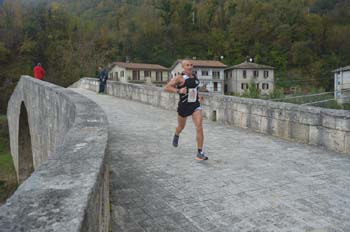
242, 80, 260, 98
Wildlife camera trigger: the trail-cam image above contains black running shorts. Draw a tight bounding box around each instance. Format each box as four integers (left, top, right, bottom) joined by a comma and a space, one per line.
177, 102, 201, 117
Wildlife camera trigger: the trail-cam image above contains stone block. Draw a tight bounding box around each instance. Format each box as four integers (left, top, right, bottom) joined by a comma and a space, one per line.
240, 112, 249, 128
250, 114, 261, 132
297, 111, 321, 126
259, 116, 269, 134
271, 108, 286, 121
321, 113, 337, 129
335, 117, 350, 132
271, 119, 289, 139
321, 128, 346, 152
290, 122, 309, 143
251, 104, 268, 117
309, 126, 321, 146
224, 108, 235, 125
232, 111, 241, 127
236, 103, 250, 114
203, 108, 210, 121
345, 132, 350, 153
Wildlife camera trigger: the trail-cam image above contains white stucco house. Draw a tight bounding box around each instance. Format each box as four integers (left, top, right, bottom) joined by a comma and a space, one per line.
108, 62, 169, 87
333, 65, 350, 104
224, 61, 275, 95
169, 59, 227, 94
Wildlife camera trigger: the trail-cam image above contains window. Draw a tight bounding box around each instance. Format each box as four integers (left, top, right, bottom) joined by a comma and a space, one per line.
213, 71, 220, 79
121, 71, 124, 77
132, 70, 140, 80
241, 83, 248, 90
156, 71, 163, 82
144, 71, 151, 77
243, 70, 247, 79
110, 73, 113, 79
254, 70, 259, 78
256, 83, 259, 89
214, 82, 218, 91
225, 71, 230, 80
262, 83, 269, 90
202, 70, 209, 76
115, 72, 119, 81
264, 71, 269, 78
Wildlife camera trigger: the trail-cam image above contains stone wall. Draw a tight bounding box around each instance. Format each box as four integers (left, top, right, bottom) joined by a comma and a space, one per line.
0, 76, 110, 232
76, 77, 350, 153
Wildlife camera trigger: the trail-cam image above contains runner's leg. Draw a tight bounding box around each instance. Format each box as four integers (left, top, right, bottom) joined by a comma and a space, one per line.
176, 115, 187, 135
192, 110, 203, 149
192, 110, 208, 160
173, 115, 187, 147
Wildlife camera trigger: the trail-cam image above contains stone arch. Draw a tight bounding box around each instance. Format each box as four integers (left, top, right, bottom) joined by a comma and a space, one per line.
17, 102, 34, 184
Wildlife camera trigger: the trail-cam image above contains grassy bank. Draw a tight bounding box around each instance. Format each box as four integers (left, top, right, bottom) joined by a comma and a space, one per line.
0, 115, 17, 204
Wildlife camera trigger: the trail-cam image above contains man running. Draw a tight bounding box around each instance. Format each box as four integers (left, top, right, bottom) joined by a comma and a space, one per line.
164, 59, 208, 161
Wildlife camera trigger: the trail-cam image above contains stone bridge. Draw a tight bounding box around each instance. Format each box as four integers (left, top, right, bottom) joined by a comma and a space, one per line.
1, 77, 350, 231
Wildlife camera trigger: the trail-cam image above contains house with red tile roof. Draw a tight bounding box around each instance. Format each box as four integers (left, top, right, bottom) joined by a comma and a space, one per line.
225, 61, 275, 95
109, 62, 169, 87
169, 59, 227, 94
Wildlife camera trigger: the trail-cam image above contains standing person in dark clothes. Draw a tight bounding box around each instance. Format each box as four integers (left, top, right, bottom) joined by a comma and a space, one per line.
97, 66, 108, 94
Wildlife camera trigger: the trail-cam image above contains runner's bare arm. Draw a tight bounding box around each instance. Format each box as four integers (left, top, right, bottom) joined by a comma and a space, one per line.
199, 95, 204, 103
164, 76, 179, 93
164, 75, 186, 94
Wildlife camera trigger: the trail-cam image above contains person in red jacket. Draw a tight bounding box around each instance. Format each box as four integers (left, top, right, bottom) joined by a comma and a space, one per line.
33, 63, 45, 80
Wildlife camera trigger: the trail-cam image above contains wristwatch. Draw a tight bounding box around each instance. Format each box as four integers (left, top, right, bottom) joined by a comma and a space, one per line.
176, 89, 180, 94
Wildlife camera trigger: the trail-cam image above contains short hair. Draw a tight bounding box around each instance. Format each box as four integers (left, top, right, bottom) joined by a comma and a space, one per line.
181, 59, 193, 66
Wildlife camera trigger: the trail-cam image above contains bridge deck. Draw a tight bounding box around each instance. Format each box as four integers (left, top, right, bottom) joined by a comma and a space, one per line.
74, 88, 350, 232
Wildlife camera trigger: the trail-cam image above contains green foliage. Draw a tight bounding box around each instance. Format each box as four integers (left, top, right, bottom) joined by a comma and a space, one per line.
0, 42, 10, 63
0, 115, 9, 156
241, 80, 260, 99
0, 115, 16, 204
0, 151, 17, 204
0, 153, 14, 175
1, 0, 350, 113
268, 87, 284, 99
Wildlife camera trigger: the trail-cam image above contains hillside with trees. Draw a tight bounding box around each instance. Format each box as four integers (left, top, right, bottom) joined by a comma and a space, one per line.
1, 0, 350, 113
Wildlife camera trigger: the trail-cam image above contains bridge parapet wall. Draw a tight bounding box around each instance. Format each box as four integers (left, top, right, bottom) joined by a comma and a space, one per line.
0, 76, 110, 232
77, 78, 350, 153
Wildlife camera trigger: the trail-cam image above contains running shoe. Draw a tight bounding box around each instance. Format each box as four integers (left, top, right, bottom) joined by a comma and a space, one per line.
172, 134, 179, 147
196, 151, 208, 161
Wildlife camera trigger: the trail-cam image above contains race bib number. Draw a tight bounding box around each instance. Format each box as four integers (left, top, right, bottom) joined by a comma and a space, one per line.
188, 88, 197, 102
